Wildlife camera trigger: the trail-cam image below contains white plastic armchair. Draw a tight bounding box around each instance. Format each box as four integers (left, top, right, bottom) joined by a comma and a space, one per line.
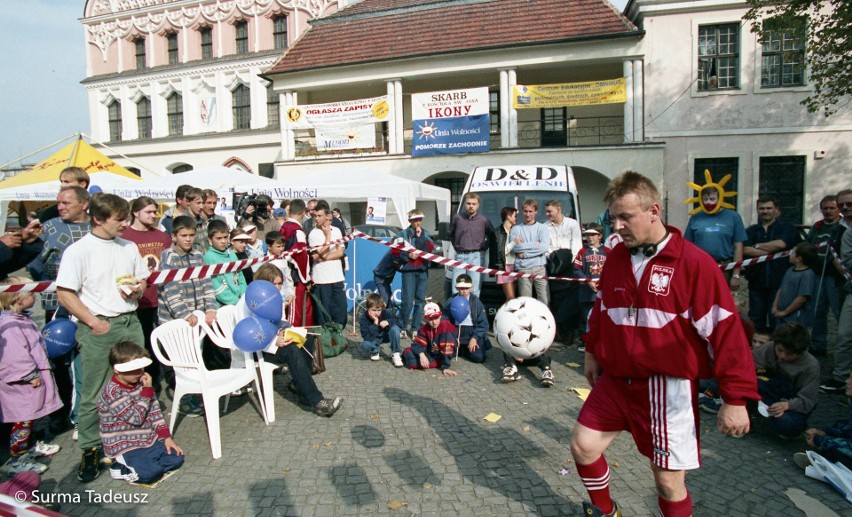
151, 317, 265, 459
198, 306, 282, 423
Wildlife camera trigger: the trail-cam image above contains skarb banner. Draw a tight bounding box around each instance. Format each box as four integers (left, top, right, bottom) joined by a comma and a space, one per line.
284, 96, 390, 129
411, 87, 490, 157
513, 79, 626, 109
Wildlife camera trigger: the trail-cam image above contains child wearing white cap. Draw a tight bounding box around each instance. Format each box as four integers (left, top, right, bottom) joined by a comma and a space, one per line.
98, 342, 184, 484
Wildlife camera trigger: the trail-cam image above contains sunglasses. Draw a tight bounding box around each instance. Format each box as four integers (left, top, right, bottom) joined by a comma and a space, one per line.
840, 201, 852, 208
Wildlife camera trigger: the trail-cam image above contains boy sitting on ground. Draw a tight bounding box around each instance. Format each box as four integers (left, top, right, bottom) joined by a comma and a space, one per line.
799, 373, 852, 468
403, 303, 457, 376
752, 322, 820, 438
98, 342, 184, 484
443, 274, 491, 364
359, 293, 403, 367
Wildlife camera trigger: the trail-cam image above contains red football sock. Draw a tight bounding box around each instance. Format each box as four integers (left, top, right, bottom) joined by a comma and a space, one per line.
659, 492, 692, 517
577, 455, 613, 514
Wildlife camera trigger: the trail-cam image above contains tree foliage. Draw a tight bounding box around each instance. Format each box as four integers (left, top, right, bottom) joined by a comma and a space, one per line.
744, 1, 851, 117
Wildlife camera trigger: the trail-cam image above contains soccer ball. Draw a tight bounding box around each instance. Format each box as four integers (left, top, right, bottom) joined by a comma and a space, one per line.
493, 297, 556, 359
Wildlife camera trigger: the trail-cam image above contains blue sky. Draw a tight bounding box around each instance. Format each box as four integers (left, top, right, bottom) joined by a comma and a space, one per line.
0, 0, 630, 168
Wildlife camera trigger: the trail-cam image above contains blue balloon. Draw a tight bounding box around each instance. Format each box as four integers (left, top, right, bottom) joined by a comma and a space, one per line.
88, 185, 103, 194
42, 318, 77, 358
245, 280, 283, 321
449, 296, 470, 323
233, 316, 278, 352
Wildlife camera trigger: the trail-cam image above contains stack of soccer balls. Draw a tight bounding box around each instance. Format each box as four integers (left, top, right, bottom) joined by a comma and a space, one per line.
493, 297, 556, 359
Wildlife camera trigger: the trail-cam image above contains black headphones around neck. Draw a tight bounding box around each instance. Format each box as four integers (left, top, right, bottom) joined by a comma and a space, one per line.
629, 230, 670, 258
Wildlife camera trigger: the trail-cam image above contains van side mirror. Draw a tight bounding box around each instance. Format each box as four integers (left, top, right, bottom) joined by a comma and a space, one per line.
437, 222, 450, 241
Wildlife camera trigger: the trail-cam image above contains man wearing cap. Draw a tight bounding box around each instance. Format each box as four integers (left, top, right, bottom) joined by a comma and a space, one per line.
449, 193, 493, 296
572, 223, 607, 351
396, 209, 436, 338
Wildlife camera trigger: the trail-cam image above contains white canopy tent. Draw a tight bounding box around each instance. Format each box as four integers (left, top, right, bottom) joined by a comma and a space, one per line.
243, 169, 452, 226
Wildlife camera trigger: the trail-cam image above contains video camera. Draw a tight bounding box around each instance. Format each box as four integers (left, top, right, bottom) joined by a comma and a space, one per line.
233, 193, 272, 222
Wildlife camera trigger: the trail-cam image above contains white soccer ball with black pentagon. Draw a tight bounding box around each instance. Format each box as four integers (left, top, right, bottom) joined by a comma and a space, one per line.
493, 297, 556, 359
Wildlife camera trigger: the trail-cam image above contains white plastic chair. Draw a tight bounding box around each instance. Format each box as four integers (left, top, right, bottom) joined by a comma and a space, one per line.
198, 306, 281, 423
151, 317, 266, 459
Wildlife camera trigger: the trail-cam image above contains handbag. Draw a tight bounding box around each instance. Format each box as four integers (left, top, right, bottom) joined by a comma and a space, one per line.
310, 293, 349, 358
302, 294, 326, 374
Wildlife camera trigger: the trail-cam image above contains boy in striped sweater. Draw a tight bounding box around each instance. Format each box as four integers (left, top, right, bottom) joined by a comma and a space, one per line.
98, 342, 184, 484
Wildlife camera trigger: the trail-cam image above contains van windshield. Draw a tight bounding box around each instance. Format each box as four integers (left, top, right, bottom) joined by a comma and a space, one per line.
464, 191, 578, 228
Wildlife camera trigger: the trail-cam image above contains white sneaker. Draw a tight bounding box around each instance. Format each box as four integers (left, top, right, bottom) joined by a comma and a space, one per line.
29, 441, 61, 458
392, 353, 403, 368
501, 364, 520, 383
540, 369, 555, 387
72, 425, 78, 441
109, 463, 139, 482
6, 456, 48, 475
399, 330, 409, 340
370, 353, 381, 361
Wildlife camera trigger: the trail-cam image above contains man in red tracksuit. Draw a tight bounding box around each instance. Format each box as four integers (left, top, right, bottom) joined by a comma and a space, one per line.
570, 171, 759, 517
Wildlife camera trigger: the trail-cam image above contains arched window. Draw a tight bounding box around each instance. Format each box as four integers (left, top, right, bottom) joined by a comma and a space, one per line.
108, 100, 122, 141
232, 84, 250, 130
136, 97, 151, 139
167, 92, 183, 135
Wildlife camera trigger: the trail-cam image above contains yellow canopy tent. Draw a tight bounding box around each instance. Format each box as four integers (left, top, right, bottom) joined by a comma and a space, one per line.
0, 136, 140, 189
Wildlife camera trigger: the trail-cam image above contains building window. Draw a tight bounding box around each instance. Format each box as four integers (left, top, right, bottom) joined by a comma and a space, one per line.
200, 27, 213, 59
167, 92, 183, 136
759, 156, 805, 223
694, 158, 739, 210
136, 97, 151, 139
172, 164, 193, 174
232, 84, 251, 130
434, 177, 467, 216
761, 21, 805, 87
489, 90, 500, 135
108, 100, 122, 142
167, 33, 179, 65
134, 38, 146, 69
267, 86, 279, 127
258, 163, 275, 178
235, 21, 248, 54
540, 108, 567, 147
273, 15, 288, 50
698, 23, 739, 91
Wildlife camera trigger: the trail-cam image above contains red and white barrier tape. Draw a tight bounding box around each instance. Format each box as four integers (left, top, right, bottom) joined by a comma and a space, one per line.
0, 233, 355, 294
351, 229, 589, 283
828, 244, 852, 282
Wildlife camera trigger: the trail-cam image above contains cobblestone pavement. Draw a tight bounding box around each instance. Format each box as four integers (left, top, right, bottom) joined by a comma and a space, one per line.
12, 272, 851, 516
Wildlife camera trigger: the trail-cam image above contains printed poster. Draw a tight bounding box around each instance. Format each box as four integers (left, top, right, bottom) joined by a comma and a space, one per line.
315, 124, 376, 150
513, 79, 626, 109
366, 197, 387, 225
284, 96, 390, 129
411, 87, 490, 157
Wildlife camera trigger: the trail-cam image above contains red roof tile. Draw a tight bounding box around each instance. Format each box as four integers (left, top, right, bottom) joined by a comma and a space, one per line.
267, 0, 638, 75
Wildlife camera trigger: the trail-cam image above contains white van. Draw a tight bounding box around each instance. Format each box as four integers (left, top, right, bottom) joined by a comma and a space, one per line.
442, 165, 581, 316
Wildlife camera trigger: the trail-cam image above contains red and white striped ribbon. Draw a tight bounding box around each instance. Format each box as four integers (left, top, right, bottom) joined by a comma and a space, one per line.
0, 233, 355, 294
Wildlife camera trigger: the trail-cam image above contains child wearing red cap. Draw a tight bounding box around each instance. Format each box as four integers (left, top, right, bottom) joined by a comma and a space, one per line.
403, 302, 458, 376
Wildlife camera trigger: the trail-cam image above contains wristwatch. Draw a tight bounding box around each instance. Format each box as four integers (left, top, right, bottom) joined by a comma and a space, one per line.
754, 243, 761, 249
732, 274, 740, 279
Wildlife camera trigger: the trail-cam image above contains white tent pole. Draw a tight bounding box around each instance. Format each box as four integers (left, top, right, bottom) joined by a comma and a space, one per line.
81, 133, 164, 178
65, 135, 82, 168
349, 237, 359, 336
0, 133, 79, 170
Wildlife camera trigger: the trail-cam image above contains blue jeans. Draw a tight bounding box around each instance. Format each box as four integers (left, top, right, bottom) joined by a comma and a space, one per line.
748, 286, 779, 332
373, 274, 393, 305
453, 251, 482, 297
757, 375, 810, 437
400, 271, 427, 333
811, 277, 842, 352
264, 339, 323, 407
458, 326, 489, 363
117, 439, 184, 484
361, 324, 401, 355
314, 282, 347, 326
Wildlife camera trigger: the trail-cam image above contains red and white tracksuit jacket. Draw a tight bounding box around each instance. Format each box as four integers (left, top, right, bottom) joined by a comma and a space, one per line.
584, 227, 758, 405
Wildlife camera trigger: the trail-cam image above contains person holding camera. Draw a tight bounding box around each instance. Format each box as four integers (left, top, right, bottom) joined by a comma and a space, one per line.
237, 194, 280, 242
